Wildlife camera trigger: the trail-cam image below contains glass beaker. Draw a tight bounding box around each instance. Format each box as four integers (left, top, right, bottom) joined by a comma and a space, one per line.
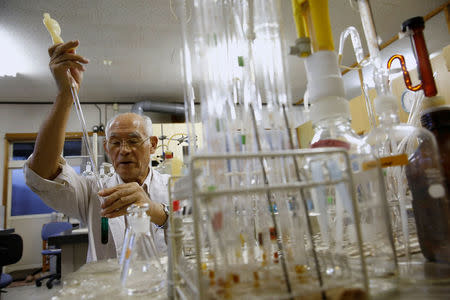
120, 203, 165, 295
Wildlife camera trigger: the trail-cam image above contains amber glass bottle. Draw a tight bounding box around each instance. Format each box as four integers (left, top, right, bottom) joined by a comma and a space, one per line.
405, 106, 450, 262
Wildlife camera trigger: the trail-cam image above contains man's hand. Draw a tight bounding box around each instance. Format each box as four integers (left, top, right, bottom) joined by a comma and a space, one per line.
99, 182, 149, 218
48, 40, 89, 96
98, 183, 167, 226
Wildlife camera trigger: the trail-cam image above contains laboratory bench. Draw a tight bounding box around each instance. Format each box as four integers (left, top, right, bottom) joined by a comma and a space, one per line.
35, 255, 449, 299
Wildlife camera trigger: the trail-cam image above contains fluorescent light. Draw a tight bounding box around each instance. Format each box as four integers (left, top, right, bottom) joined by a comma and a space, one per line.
0, 27, 32, 77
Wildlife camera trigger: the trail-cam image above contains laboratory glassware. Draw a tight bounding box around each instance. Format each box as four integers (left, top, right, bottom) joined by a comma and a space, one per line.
356, 0, 390, 99
338, 26, 375, 129
387, 16, 445, 115
291, 1, 397, 292
120, 203, 165, 295
409, 105, 450, 263
118, 205, 138, 268
169, 150, 369, 299
402, 17, 437, 97
365, 94, 448, 262
157, 152, 174, 175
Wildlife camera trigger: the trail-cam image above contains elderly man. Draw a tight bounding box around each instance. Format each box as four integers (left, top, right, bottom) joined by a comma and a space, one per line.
25, 40, 169, 261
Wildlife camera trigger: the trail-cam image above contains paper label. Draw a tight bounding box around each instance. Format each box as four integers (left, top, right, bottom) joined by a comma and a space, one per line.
362, 153, 408, 171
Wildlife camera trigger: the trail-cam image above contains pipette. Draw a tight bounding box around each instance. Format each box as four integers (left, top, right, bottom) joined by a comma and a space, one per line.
43, 13, 109, 246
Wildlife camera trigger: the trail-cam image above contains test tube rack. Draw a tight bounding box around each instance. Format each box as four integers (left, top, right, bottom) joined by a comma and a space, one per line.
167, 148, 371, 300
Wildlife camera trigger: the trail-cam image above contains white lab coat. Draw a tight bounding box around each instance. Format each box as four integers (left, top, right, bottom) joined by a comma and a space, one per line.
24, 157, 170, 262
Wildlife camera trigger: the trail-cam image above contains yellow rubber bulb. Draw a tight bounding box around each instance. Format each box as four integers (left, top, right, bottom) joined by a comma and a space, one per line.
43, 13, 64, 44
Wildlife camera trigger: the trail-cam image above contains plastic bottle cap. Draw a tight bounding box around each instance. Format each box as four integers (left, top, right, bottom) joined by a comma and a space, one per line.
173, 200, 180, 212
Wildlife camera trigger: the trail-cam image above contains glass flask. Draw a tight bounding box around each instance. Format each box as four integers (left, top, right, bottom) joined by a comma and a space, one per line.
365, 96, 449, 263
310, 116, 397, 277
118, 205, 138, 268
157, 152, 173, 175
81, 161, 94, 177
120, 203, 165, 295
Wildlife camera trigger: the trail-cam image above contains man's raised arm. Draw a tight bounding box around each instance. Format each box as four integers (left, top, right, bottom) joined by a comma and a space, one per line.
29, 40, 89, 179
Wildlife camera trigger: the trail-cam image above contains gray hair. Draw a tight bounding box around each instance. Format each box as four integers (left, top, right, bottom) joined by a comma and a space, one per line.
105, 113, 153, 138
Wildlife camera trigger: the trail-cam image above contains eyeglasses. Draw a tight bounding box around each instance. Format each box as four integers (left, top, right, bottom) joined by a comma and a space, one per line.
106, 136, 151, 150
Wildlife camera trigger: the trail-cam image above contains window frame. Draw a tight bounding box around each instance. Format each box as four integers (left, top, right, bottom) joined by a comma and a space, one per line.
2, 132, 102, 226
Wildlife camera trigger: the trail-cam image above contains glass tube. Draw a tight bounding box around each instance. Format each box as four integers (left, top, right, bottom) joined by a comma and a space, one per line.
338, 26, 376, 129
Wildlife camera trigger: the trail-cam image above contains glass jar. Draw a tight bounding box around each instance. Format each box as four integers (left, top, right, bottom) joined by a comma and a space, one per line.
410, 105, 450, 263
309, 115, 397, 289
366, 107, 449, 263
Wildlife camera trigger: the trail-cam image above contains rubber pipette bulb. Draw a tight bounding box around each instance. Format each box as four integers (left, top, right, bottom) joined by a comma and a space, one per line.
43, 13, 64, 44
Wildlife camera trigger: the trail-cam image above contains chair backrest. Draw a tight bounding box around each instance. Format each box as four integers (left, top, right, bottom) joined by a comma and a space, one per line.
0, 234, 23, 267
41, 222, 73, 241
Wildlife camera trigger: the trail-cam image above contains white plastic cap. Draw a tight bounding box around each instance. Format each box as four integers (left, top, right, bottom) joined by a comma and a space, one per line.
304, 51, 345, 103
310, 96, 350, 123
374, 94, 397, 115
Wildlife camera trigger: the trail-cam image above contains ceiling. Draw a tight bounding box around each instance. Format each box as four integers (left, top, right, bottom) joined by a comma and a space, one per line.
0, 0, 448, 104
